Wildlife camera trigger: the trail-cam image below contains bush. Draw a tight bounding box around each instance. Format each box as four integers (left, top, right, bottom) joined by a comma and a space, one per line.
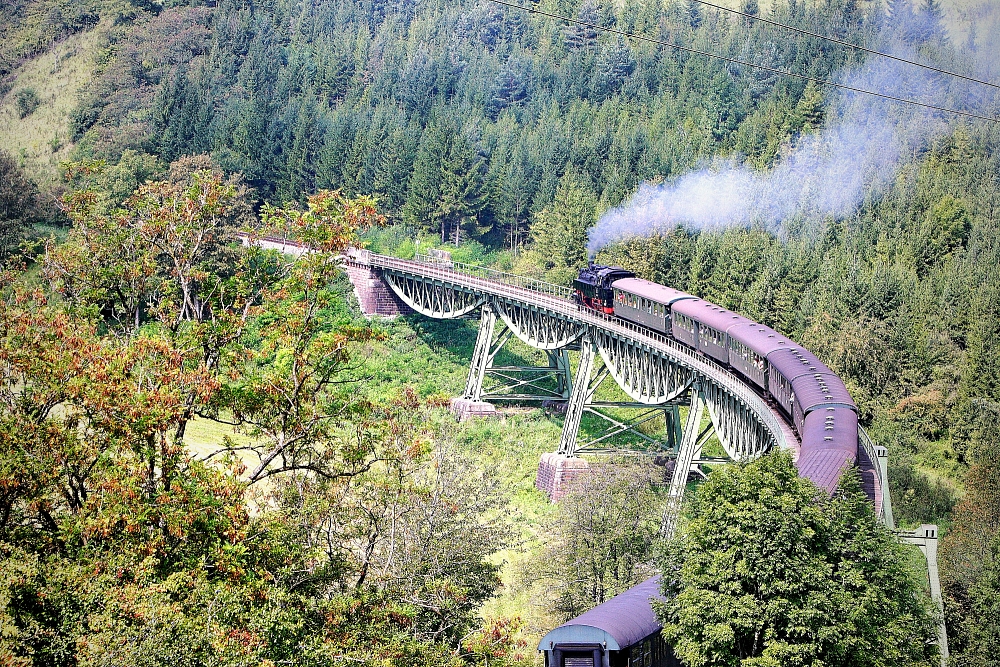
14, 88, 40, 118
0, 150, 39, 255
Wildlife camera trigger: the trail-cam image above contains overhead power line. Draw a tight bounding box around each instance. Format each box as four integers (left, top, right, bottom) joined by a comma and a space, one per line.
686, 0, 1000, 91
485, 0, 1000, 124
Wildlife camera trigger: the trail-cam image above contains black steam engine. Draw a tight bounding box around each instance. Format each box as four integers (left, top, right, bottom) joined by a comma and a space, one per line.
572, 263, 636, 314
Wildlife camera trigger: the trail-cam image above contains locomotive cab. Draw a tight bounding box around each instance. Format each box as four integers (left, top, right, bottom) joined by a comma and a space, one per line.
574, 263, 636, 314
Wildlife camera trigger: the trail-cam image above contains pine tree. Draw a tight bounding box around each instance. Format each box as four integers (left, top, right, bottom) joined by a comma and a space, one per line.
402, 116, 486, 243
498, 147, 535, 253
564, 0, 600, 50
529, 171, 596, 283
917, 0, 946, 41
795, 81, 825, 130
402, 123, 446, 235
592, 38, 635, 100
686, 0, 703, 28
280, 97, 318, 204
438, 131, 488, 245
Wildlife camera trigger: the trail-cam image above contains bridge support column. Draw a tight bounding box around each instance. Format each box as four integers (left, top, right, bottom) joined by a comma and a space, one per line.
558, 337, 596, 456
666, 404, 683, 452
343, 261, 413, 317
661, 386, 704, 539
876, 445, 895, 529
899, 525, 948, 666
451, 305, 498, 421
548, 348, 572, 399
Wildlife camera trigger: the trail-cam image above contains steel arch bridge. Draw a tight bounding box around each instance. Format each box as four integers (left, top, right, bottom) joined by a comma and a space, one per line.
341, 249, 892, 523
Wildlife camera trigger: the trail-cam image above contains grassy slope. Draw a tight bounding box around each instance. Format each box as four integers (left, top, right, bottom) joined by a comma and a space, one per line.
0, 27, 99, 189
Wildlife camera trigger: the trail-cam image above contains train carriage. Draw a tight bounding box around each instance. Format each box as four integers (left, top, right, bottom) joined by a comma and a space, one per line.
611, 278, 695, 334
764, 347, 830, 420
796, 407, 859, 494
538, 577, 679, 667
670, 299, 749, 364
726, 323, 793, 390
790, 372, 855, 434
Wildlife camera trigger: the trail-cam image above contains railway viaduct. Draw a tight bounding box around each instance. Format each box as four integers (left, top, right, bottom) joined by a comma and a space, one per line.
248, 235, 947, 661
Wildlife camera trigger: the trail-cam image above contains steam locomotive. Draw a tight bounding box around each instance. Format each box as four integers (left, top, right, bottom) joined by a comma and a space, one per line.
573, 263, 859, 495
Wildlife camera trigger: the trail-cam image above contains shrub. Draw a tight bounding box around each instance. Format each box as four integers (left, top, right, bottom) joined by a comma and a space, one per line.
14, 87, 40, 118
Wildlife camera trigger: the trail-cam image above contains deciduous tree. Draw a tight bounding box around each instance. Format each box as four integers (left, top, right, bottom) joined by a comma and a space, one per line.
658, 451, 939, 667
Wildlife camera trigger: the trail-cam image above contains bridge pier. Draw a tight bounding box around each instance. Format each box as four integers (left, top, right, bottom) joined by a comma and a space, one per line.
343, 259, 413, 317
661, 386, 705, 539
899, 525, 948, 666
535, 452, 590, 501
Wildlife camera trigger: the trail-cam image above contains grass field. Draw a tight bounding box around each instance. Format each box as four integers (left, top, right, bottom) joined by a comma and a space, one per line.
0, 27, 99, 188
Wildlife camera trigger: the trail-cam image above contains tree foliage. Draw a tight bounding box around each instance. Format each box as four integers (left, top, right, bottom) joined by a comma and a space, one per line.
0, 157, 522, 666
0, 150, 39, 257
544, 460, 662, 619
658, 452, 939, 667
940, 411, 1000, 666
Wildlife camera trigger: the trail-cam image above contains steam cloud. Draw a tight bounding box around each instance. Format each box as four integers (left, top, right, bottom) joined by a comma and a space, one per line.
587, 3, 1000, 255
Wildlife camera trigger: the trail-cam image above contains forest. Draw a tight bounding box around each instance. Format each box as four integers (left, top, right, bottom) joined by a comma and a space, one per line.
1, 0, 999, 663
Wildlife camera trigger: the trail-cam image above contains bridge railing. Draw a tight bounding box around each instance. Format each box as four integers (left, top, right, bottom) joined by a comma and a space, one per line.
858, 426, 890, 525
413, 253, 575, 300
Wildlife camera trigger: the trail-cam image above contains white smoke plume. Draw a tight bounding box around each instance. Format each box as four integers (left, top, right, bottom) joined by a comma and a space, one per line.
587, 2, 1000, 255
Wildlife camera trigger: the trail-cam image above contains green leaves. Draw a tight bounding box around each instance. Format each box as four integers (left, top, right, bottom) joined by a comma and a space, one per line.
659, 452, 938, 667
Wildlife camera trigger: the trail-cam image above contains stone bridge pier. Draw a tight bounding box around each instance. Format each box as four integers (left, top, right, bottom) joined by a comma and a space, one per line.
343, 260, 413, 317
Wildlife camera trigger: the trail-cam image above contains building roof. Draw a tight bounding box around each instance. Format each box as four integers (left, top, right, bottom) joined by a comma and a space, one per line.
537, 576, 664, 652
671, 298, 749, 332
611, 278, 696, 307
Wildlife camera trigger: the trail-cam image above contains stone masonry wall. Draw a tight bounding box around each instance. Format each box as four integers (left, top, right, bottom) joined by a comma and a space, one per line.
535, 452, 590, 501
343, 261, 413, 317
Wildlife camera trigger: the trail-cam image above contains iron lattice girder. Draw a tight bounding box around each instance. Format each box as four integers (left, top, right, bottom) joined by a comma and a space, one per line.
382, 273, 484, 318
482, 349, 571, 401
492, 299, 584, 350
575, 405, 677, 452
591, 328, 692, 405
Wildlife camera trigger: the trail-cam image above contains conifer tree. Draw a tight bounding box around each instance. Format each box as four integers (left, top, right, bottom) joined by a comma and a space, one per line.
529, 171, 596, 283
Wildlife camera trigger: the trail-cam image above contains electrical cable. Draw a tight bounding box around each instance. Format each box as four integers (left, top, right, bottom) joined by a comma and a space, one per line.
485, 0, 1000, 123
685, 0, 1000, 91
